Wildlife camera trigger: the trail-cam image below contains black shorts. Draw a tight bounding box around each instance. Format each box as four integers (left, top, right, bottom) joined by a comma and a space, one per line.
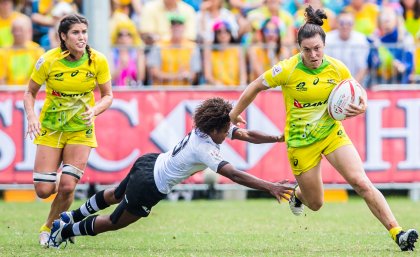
114, 153, 166, 217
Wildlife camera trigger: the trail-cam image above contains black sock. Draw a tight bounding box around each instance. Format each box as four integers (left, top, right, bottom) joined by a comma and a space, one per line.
72, 190, 110, 222
62, 215, 98, 239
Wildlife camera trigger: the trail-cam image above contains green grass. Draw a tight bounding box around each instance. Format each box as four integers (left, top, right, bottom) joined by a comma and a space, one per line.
0, 197, 419, 256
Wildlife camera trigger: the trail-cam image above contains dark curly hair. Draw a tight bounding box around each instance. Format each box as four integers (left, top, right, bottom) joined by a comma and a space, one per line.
297, 5, 327, 46
58, 14, 92, 65
194, 97, 232, 135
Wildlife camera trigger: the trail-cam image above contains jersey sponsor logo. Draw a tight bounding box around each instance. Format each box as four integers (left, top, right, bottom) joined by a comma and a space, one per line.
296, 82, 307, 91
51, 89, 90, 98
313, 77, 319, 85
293, 99, 328, 108
35, 57, 45, 71
54, 72, 64, 81
71, 70, 79, 77
271, 65, 282, 77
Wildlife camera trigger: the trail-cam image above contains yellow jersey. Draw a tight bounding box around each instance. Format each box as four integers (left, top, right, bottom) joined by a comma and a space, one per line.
31, 47, 111, 132
0, 43, 45, 85
263, 53, 351, 148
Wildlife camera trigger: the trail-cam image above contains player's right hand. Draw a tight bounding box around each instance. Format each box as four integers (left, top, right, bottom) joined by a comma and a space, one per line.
26, 115, 41, 140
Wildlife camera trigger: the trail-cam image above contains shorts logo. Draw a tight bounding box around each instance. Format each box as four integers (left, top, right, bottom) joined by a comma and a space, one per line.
271, 65, 282, 77
141, 206, 150, 214
86, 128, 93, 138
293, 159, 299, 167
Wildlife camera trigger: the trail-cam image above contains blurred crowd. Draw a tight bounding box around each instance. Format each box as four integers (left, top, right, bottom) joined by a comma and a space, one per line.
0, 0, 419, 87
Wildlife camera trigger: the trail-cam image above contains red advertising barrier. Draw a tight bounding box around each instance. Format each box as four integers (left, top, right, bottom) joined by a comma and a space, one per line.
0, 89, 419, 184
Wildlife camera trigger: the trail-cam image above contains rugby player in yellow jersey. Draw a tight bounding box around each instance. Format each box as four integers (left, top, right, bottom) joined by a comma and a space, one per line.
23, 14, 113, 247
230, 5, 418, 252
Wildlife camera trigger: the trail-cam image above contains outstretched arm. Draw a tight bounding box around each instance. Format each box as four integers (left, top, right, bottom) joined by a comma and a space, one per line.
232, 128, 284, 144
217, 163, 292, 203
229, 76, 268, 125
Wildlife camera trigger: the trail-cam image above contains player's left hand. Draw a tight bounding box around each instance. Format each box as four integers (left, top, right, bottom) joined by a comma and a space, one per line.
81, 105, 96, 126
345, 96, 367, 119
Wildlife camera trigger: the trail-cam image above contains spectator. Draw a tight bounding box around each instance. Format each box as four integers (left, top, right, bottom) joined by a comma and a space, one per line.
196, 0, 239, 44
228, 0, 264, 16
31, 1, 77, 49
203, 20, 246, 86
370, 6, 414, 84
146, 14, 202, 86
399, 0, 420, 82
399, 0, 420, 38
139, 0, 196, 45
248, 17, 287, 82
344, 0, 380, 36
0, 15, 45, 85
110, 19, 145, 87
246, 0, 295, 47
295, 0, 337, 33
325, 11, 370, 84
110, 0, 142, 33
0, 0, 25, 47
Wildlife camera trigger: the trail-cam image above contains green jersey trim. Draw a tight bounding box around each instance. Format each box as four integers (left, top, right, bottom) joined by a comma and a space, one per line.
296, 54, 329, 75
59, 51, 88, 68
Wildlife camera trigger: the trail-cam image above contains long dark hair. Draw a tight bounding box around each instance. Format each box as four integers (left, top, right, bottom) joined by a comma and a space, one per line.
58, 13, 92, 65
297, 5, 327, 46
194, 97, 232, 135
400, 0, 420, 19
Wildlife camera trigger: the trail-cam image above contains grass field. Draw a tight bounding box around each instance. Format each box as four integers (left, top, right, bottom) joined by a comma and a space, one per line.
0, 196, 419, 257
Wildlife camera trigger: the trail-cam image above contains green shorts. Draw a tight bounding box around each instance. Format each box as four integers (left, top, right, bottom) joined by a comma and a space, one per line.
287, 124, 352, 176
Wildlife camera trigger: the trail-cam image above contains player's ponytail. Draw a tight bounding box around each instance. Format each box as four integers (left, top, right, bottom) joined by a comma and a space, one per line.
85, 44, 92, 66
297, 5, 327, 46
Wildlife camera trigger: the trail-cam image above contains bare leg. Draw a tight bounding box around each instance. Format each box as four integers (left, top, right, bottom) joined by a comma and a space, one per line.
33, 145, 62, 199
326, 144, 399, 230
294, 162, 324, 211
45, 145, 91, 228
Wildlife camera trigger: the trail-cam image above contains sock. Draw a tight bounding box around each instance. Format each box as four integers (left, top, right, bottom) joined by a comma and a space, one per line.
39, 224, 51, 233
62, 215, 98, 239
72, 190, 110, 222
389, 226, 403, 242
294, 190, 303, 205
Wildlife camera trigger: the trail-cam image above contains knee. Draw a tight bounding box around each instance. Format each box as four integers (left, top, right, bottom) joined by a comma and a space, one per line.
306, 199, 323, 211
349, 177, 372, 197
57, 182, 76, 196
35, 186, 55, 199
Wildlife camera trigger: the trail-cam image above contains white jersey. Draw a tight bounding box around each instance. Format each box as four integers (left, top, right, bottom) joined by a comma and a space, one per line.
153, 126, 237, 194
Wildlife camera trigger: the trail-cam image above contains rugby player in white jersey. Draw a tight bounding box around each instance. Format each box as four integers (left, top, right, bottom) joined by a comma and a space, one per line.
48, 97, 292, 248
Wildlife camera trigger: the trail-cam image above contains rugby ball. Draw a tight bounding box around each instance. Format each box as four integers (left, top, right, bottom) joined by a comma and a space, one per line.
327, 79, 362, 121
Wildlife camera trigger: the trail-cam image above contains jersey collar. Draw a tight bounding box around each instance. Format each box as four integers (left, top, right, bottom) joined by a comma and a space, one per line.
297, 54, 329, 75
